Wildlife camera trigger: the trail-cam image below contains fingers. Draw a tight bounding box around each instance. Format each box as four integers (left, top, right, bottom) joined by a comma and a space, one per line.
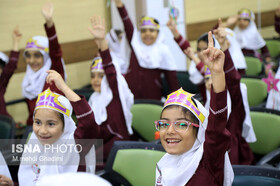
208, 31, 214, 48
218, 18, 223, 28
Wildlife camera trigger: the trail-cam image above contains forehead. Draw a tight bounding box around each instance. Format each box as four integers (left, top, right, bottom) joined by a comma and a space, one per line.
34, 108, 60, 118
25, 50, 42, 55
91, 71, 104, 75
161, 106, 193, 120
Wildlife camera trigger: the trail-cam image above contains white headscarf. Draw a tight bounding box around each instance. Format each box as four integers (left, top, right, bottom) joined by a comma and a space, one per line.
22, 36, 52, 100
88, 58, 134, 135
233, 11, 266, 50
0, 52, 8, 64
225, 28, 247, 69
266, 66, 280, 111
18, 90, 95, 186
0, 151, 12, 179
131, 28, 177, 70
156, 95, 233, 186
36, 172, 112, 186
106, 29, 130, 74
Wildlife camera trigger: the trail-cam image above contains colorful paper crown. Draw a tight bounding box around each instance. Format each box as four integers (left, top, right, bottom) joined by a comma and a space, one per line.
25, 38, 49, 52
140, 16, 160, 30
164, 88, 205, 123
238, 8, 252, 20
204, 65, 211, 77
35, 88, 70, 116
91, 57, 103, 71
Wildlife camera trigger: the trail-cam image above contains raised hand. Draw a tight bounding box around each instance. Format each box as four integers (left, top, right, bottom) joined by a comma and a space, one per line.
226, 14, 238, 27
184, 47, 201, 65
200, 32, 225, 93
42, 2, 54, 27
88, 15, 106, 40
12, 26, 22, 51
213, 18, 229, 51
167, 18, 179, 38
200, 32, 225, 74
46, 70, 80, 102
112, 0, 123, 7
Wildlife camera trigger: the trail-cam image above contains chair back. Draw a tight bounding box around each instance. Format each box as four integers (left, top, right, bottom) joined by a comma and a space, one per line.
265, 40, 280, 58
241, 78, 267, 107
244, 56, 262, 76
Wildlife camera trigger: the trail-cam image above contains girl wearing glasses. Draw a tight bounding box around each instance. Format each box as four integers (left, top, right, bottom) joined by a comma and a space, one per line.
155, 32, 233, 186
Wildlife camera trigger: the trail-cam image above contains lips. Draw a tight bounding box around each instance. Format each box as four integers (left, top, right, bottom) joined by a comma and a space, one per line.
39, 135, 51, 141
166, 138, 181, 144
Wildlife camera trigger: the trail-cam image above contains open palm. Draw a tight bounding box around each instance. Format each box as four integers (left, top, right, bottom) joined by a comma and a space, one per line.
42, 2, 53, 20
88, 16, 105, 40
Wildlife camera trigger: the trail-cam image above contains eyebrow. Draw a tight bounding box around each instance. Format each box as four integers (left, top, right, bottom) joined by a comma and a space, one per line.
160, 118, 188, 121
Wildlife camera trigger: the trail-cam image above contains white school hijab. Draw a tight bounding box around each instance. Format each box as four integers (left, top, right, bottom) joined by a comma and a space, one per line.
131, 28, 177, 71
225, 28, 247, 70
233, 11, 266, 50
22, 36, 51, 100
106, 29, 130, 74
88, 58, 134, 135
36, 172, 112, 186
156, 97, 234, 186
18, 91, 95, 186
0, 52, 8, 64
0, 151, 12, 179
266, 66, 280, 111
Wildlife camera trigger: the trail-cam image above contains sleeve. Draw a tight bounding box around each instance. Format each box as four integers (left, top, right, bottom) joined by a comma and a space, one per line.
260, 45, 271, 59
204, 88, 231, 174
196, 62, 205, 75
0, 51, 19, 95
44, 23, 65, 80
275, 15, 280, 34
174, 34, 191, 51
163, 70, 180, 93
117, 5, 134, 43
99, 49, 119, 96
73, 96, 100, 140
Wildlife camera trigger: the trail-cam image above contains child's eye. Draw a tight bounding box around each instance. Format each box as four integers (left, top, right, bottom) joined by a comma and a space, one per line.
159, 121, 169, 128
34, 120, 41, 125
48, 122, 56, 127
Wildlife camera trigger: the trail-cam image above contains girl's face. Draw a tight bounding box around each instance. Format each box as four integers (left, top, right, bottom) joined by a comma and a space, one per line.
25, 50, 44, 72
197, 40, 208, 52
160, 106, 197, 155
205, 76, 212, 92
237, 18, 250, 30
91, 71, 104, 93
33, 108, 64, 145
140, 28, 158, 45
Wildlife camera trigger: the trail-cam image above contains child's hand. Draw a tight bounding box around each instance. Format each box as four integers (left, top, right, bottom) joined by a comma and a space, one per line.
112, 0, 123, 7
0, 175, 14, 186
42, 2, 53, 22
88, 15, 106, 41
200, 32, 225, 75
213, 19, 229, 51
167, 18, 179, 38
226, 15, 238, 27
46, 70, 66, 92
12, 26, 22, 51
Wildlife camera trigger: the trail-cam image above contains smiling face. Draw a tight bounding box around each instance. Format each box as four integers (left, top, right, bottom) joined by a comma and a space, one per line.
24, 50, 44, 72
33, 108, 64, 145
160, 106, 198, 155
90, 71, 104, 93
140, 28, 159, 45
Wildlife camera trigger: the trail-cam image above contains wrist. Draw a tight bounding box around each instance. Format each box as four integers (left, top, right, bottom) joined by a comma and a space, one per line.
116, 2, 123, 7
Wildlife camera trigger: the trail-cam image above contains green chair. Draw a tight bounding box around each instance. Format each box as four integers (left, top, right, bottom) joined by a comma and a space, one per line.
265, 40, 280, 58
0, 115, 15, 139
100, 141, 165, 186
244, 56, 262, 76
240, 78, 267, 107
232, 165, 280, 186
131, 103, 163, 141
248, 111, 280, 155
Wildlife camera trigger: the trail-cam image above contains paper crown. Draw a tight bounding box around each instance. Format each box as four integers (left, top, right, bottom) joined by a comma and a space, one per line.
164, 88, 205, 123
140, 16, 160, 30
204, 65, 211, 77
25, 38, 49, 52
35, 88, 70, 116
238, 8, 252, 20
91, 57, 103, 71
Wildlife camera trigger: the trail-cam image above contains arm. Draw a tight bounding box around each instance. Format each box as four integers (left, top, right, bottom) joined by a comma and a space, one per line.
260, 45, 271, 62
163, 70, 180, 93
42, 3, 64, 78
88, 15, 119, 94
0, 27, 21, 94
114, 0, 134, 42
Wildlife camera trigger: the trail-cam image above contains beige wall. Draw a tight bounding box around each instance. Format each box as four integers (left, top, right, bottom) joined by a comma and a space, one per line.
185, 0, 280, 24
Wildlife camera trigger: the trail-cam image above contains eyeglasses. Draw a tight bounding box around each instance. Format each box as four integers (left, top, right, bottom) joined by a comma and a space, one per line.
155, 120, 199, 132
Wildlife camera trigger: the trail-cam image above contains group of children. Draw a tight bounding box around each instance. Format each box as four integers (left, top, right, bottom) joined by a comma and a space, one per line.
0, 1, 279, 185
